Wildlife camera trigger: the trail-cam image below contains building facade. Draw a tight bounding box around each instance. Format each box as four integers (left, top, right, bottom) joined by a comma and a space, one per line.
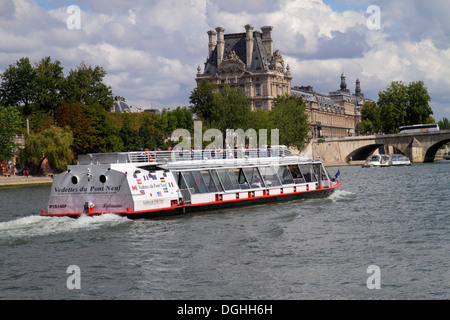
291, 74, 364, 138
196, 25, 365, 138
196, 25, 292, 111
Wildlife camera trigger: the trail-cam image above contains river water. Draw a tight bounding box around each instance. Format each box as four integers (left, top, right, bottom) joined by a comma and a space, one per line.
0, 161, 449, 300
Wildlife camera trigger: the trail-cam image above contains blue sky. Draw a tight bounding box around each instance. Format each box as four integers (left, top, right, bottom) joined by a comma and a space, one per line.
2, 0, 450, 121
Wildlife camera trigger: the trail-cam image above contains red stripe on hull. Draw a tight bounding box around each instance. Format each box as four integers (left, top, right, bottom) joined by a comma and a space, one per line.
41, 182, 341, 219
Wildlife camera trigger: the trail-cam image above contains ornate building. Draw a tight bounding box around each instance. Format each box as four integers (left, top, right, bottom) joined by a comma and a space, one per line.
291, 74, 364, 138
195, 25, 365, 138
196, 25, 292, 111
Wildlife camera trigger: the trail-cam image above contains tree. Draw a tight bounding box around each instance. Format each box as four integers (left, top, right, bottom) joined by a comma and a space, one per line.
406, 81, 432, 125
438, 117, 450, 130
378, 81, 433, 133
55, 102, 99, 155
360, 101, 381, 133
120, 114, 141, 151
0, 106, 21, 162
211, 85, 252, 136
34, 57, 64, 119
270, 94, 309, 150
0, 57, 37, 133
378, 81, 407, 133
356, 118, 375, 135
62, 61, 114, 111
20, 126, 73, 174
189, 80, 216, 126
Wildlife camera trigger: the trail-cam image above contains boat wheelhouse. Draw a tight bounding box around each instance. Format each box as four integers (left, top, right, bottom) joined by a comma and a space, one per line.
41, 147, 341, 219
362, 154, 391, 167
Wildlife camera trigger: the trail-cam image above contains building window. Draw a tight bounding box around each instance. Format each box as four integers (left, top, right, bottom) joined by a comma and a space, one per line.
255, 102, 262, 110
255, 84, 261, 96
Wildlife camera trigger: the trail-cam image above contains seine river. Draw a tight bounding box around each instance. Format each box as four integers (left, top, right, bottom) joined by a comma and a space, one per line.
0, 161, 449, 300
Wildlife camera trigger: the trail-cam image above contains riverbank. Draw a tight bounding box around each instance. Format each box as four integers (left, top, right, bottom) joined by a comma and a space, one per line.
0, 175, 53, 187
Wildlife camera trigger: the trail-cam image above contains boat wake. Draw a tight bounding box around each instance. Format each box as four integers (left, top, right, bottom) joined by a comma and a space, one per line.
329, 190, 356, 202
0, 214, 130, 240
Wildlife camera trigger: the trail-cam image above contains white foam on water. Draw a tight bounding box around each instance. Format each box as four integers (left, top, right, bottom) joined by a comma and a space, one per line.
0, 214, 130, 239
328, 190, 357, 202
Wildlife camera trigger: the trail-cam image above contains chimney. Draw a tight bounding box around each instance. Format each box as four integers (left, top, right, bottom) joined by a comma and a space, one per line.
215, 27, 225, 67
245, 24, 254, 68
261, 26, 274, 57
207, 30, 217, 57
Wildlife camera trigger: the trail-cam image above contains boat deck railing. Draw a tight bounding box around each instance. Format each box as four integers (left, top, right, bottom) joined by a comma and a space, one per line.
78, 147, 299, 165
129, 147, 295, 163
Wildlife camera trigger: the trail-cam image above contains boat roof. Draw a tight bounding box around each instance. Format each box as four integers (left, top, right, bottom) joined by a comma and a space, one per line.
76, 147, 316, 169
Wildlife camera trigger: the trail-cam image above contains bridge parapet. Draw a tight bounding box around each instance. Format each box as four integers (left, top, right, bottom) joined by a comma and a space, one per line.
306, 130, 450, 165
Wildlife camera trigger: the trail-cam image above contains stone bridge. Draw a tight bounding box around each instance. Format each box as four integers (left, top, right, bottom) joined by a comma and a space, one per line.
303, 130, 450, 165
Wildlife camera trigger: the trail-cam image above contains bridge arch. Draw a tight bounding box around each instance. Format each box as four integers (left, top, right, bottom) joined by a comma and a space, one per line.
424, 138, 450, 162
346, 144, 383, 162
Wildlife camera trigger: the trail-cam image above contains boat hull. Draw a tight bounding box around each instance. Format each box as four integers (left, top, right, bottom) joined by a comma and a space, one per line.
42, 182, 341, 220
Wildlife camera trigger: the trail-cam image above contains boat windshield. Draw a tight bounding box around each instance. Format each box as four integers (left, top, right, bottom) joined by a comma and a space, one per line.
273, 165, 295, 185
299, 164, 317, 182
258, 166, 282, 187
288, 165, 306, 184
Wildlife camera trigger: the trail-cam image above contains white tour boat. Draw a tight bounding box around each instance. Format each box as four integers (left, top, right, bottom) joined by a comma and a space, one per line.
362, 154, 391, 167
390, 154, 411, 166
362, 154, 411, 167
41, 147, 341, 219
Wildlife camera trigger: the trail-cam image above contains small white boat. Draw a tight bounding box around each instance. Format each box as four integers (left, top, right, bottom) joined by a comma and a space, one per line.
390, 154, 411, 166
362, 154, 391, 167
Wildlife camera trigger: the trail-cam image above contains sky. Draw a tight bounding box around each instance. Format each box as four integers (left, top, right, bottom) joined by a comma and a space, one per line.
1, 0, 449, 121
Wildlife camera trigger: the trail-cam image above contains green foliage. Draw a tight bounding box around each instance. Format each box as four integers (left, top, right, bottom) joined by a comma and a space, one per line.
189, 80, 216, 126
377, 81, 433, 133
438, 117, 450, 130
270, 94, 309, 150
211, 85, 252, 135
0, 57, 36, 115
55, 102, 99, 155
0, 106, 21, 161
62, 62, 114, 112
359, 101, 381, 134
34, 57, 65, 117
188, 83, 310, 149
120, 114, 141, 151
20, 126, 74, 174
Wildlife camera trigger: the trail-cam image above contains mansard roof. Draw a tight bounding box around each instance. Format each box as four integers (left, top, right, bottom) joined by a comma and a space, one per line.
204, 31, 269, 74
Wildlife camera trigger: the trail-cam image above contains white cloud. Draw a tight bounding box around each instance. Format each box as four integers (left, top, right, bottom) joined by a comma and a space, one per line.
0, 0, 449, 119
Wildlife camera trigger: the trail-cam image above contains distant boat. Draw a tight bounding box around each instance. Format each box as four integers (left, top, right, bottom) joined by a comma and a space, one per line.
362, 154, 391, 167
362, 154, 411, 167
390, 154, 411, 166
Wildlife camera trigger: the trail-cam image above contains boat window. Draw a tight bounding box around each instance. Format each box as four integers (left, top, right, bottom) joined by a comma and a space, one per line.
258, 166, 282, 187
299, 164, 317, 183
313, 163, 329, 181
180, 171, 208, 194
216, 169, 240, 191
200, 170, 219, 193
210, 170, 224, 192
274, 165, 295, 185
228, 168, 250, 190
176, 171, 187, 189
288, 165, 305, 184
242, 167, 265, 189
